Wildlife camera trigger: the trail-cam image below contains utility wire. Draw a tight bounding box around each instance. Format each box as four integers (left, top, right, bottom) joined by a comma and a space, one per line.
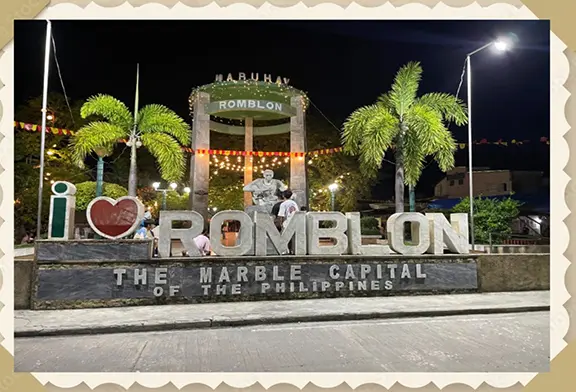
308, 97, 397, 166
308, 98, 341, 134
455, 57, 468, 101
422, 57, 469, 171
50, 30, 76, 128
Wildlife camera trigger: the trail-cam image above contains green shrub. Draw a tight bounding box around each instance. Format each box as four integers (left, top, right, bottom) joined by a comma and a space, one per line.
74, 182, 128, 211
360, 216, 381, 235
453, 196, 521, 243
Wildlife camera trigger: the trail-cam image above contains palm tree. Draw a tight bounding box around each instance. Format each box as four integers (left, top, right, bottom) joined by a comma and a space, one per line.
342, 61, 468, 213
70, 94, 190, 196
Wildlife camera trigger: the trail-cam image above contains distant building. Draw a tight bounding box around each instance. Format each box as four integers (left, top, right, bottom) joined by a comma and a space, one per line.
429, 166, 549, 238
434, 166, 544, 199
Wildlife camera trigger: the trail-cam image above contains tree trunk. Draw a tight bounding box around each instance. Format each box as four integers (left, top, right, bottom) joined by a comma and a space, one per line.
394, 149, 405, 213
128, 141, 138, 196
95, 156, 104, 197
409, 184, 415, 212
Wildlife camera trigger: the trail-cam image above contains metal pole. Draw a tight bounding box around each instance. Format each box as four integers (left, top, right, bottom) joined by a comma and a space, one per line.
36, 20, 52, 240
95, 156, 104, 197
162, 190, 167, 210
466, 55, 475, 250
330, 191, 335, 211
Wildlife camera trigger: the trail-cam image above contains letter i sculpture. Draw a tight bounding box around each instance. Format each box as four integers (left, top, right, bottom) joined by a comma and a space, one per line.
48, 181, 77, 240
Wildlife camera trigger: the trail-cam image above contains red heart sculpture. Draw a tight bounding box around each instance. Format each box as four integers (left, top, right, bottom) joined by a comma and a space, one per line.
86, 196, 145, 239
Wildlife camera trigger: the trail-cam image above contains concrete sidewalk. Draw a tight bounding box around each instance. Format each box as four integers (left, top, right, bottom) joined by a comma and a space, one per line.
15, 291, 549, 337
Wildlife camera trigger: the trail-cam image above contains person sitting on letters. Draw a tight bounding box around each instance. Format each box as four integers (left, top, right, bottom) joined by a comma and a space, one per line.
133, 222, 153, 240
186, 229, 211, 256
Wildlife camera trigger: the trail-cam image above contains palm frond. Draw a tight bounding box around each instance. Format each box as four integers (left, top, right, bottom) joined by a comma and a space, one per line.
341, 105, 379, 155
417, 92, 468, 126
141, 133, 187, 182
137, 104, 191, 145
69, 122, 126, 167
403, 104, 455, 185
377, 92, 394, 111
432, 131, 457, 173
401, 131, 427, 187
388, 61, 422, 118
80, 94, 133, 130
357, 108, 399, 177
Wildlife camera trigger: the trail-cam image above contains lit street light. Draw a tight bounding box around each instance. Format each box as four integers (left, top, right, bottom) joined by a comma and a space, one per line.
464, 37, 511, 250
328, 183, 338, 211
153, 182, 171, 210
152, 182, 187, 210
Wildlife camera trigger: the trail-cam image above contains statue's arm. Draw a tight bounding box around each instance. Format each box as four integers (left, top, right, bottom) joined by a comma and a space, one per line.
278, 181, 288, 191
243, 182, 257, 192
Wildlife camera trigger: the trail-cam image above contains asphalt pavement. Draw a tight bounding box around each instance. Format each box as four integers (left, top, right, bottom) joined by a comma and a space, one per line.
15, 311, 550, 372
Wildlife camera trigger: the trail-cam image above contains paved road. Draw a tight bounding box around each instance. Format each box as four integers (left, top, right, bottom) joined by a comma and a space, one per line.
15, 311, 549, 372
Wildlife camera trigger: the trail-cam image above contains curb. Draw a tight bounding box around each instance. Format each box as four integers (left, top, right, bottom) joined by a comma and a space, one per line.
15, 305, 550, 338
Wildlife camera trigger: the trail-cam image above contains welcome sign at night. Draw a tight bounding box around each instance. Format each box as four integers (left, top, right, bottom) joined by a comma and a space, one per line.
45, 182, 469, 258
205, 99, 296, 117
157, 210, 470, 258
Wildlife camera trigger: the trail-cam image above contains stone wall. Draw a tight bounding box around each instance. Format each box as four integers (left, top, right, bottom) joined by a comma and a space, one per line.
35, 239, 153, 263
15, 259, 34, 309
16, 252, 550, 310
31, 255, 479, 309
478, 244, 550, 254
477, 253, 549, 292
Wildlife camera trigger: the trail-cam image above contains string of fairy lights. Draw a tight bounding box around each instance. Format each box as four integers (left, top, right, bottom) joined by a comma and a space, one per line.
208, 149, 342, 175
189, 79, 309, 125
209, 154, 292, 175
189, 79, 309, 108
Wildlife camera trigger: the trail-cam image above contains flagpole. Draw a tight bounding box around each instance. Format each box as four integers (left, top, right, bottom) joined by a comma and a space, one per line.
128, 63, 140, 196
36, 20, 52, 240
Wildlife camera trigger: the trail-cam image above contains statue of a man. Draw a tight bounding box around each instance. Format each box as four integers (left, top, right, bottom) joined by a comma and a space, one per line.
243, 169, 287, 212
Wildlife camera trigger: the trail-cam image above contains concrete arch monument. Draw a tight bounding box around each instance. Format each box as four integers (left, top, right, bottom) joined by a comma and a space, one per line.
188, 73, 309, 219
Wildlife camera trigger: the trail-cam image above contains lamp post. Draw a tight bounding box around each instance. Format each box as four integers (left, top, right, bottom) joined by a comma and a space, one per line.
464, 38, 509, 250
328, 183, 338, 211
153, 182, 178, 210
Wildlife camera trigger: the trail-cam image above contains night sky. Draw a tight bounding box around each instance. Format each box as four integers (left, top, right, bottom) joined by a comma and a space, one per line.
14, 20, 550, 199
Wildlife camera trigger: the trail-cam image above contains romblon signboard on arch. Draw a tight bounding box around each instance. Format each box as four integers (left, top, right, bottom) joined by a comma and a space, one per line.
157, 210, 470, 258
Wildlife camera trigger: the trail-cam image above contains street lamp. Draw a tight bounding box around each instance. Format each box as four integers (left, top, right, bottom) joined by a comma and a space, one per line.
465, 37, 511, 250
328, 183, 338, 211
184, 187, 191, 194
152, 182, 171, 210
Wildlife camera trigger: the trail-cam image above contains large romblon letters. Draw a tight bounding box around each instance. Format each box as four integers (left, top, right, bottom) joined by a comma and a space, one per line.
157, 211, 470, 257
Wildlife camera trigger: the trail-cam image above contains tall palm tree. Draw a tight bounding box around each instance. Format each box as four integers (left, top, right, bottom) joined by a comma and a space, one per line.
70, 94, 190, 196
342, 61, 468, 213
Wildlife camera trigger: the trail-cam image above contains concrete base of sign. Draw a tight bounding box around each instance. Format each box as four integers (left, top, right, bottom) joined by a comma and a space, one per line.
32, 254, 481, 309
35, 239, 154, 263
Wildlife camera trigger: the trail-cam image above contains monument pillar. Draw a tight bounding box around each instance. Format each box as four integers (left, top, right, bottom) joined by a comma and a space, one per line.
189, 91, 210, 221
290, 95, 308, 208
244, 117, 254, 208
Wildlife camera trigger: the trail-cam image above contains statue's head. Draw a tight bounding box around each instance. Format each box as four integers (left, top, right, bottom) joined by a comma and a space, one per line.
263, 169, 274, 181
